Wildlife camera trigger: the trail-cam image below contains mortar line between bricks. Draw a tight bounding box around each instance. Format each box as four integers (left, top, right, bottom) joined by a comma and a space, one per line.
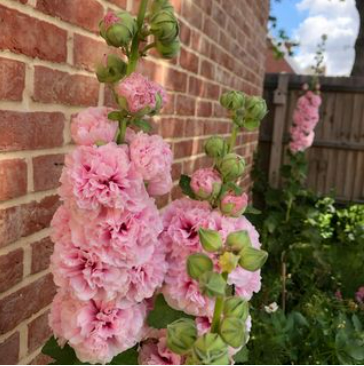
18, 323, 28, 360
0, 305, 51, 344
18, 344, 45, 365
0, 146, 73, 161
0, 190, 57, 210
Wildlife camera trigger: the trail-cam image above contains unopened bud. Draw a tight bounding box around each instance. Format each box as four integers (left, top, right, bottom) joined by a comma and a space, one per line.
219, 317, 246, 349
219, 191, 248, 217
156, 38, 181, 58
219, 153, 245, 182
239, 246, 268, 272
190, 168, 222, 201
223, 297, 249, 321
150, 11, 179, 44
199, 271, 226, 298
244, 96, 267, 131
219, 252, 239, 273
167, 318, 198, 355
192, 333, 229, 365
150, 0, 174, 14
187, 253, 213, 280
198, 228, 223, 253
226, 230, 252, 253
220, 91, 246, 111
96, 54, 127, 83
204, 136, 227, 159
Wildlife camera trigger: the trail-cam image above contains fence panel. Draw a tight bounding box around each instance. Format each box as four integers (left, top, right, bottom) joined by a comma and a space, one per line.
260, 74, 364, 203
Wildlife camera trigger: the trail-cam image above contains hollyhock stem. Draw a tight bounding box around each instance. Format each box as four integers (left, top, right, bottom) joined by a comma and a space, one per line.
126, 0, 149, 75
211, 272, 228, 333
228, 125, 239, 153
118, 118, 127, 144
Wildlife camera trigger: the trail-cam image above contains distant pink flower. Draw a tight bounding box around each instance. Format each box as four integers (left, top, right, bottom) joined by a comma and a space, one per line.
138, 329, 183, 365
49, 291, 146, 365
220, 191, 248, 217
116, 73, 167, 114
71, 107, 118, 146
130, 132, 173, 182
190, 168, 222, 200
335, 290, 343, 301
59, 143, 148, 213
356, 286, 364, 303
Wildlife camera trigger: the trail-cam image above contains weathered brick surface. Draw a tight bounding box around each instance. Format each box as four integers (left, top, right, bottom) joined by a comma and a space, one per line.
0, 0, 269, 362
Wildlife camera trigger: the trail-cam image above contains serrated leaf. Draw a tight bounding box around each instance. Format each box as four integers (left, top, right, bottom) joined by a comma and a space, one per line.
179, 175, 196, 199
147, 294, 194, 329
42, 336, 80, 365
133, 119, 152, 133
110, 347, 139, 365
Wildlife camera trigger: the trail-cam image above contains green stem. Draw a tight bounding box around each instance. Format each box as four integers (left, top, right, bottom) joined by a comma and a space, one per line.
285, 197, 293, 223
126, 0, 149, 75
117, 119, 127, 144
228, 125, 239, 153
210, 272, 228, 333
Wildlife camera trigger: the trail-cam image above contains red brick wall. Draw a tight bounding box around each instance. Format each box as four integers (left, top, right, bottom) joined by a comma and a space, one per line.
0, 0, 269, 363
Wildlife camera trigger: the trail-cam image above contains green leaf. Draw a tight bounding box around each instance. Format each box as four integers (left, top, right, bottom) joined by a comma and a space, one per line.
108, 111, 124, 121
110, 347, 139, 365
147, 294, 194, 329
42, 336, 80, 365
233, 346, 249, 363
244, 206, 261, 215
133, 119, 152, 133
179, 175, 196, 199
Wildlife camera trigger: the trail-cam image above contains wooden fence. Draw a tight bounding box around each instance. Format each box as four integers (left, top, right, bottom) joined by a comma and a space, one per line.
259, 73, 364, 203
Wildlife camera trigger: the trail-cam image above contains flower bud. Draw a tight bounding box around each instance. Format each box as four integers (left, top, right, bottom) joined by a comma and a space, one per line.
219, 317, 246, 349
156, 38, 181, 58
219, 191, 248, 217
219, 252, 239, 273
150, 0, 174, 14
192, 333, 229, 365
96, 54, 127, 83
150, 11, 179, 44
100, 11, 137, 48
167, 318, 198, 355
204, 136, 227, 159
244, 96, 267, 130
232, 108, 245, 127
219, 153, 245, 182
187, 253, 213, 280
223, 297, 249, 320
198, 228, 223, 253
226, 230, 252, 253
220, 91, 246, 111
239, 246, 268, 272
190, 168, 222, 201
199, 271, 226, 298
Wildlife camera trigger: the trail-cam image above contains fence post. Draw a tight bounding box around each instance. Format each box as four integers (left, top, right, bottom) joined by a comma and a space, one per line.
269, 73, 289, 188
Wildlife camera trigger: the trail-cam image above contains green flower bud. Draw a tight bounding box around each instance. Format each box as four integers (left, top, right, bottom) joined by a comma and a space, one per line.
232, 108, 245, 127
220, 91, 246, 111
192, 333, 229, 365
156, 38, 181, 58
219, 252, 239, 273
226, 230, 252, 253
96, 54, 127, 83
150, 10, 179, 44
100, 11, 137, 48
204, 136, 227, 158
198, 228, 222, 253
167, 318, 198, 355
239, 246, 268, 272
244, 96, 268, 130
199, 271, 226, 298
150, 0, 174, 14
219, 153, 245, 182
187, 253, 213, 280
223, 297, 249, 321
220, 317, 247, 349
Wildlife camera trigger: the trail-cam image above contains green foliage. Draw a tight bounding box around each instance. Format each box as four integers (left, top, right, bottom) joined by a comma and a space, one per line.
179, 174, 196, 199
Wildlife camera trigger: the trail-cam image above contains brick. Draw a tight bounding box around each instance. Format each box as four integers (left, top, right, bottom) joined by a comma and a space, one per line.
0, 58, 25, 101
31, 237, 53, 274
200, 60, 214, 80
212, 3, 227, 29
181, 2, 203, 30
0, 159, 27, 201
176, 95, 196, 116
33, 154, 64, 192
0, 249, 23, 293
173, 139, 203, 159
188, 76, 206, 97
33, 66, 99, 107
0, 5, 67, 63
196, 101, 212, 117
163, 69, 188, 93
155, 194, 169, 210
28, 311, 51, 353
0, 195, 60, 248
36, 0, 104, 33
179, 22, 191, 46
30, 353, 53, 365
180, 48, 199, 74
0, 111, 64, 152
184, 119, 205, 137
0, 332, 19, 365
107, 0, 127, 8
0, 274, 56, 334
158, 118, 185, 139
171, 162, 183, 181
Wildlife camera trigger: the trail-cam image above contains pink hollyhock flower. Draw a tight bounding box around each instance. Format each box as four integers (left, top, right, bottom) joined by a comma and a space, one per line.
71, 107, 118, 146
130, 132, 173, 182
49, 291, 146, 365
220, 191, 248, 217
103, 11, 119, 29
59, 143, 148, 213
138, 329, 183, 365
51, 205, 72, 245
116, 73, 167, 114
356, 286, 364, 303
147, 173, 173, 197
190, 168, 222, 200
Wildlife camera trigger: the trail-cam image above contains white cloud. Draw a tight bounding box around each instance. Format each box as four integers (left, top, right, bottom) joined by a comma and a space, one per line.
293, 0, 359, 76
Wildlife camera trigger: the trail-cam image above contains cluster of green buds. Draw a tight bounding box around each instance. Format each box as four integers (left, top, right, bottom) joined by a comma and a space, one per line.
149, 0, 180, 58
